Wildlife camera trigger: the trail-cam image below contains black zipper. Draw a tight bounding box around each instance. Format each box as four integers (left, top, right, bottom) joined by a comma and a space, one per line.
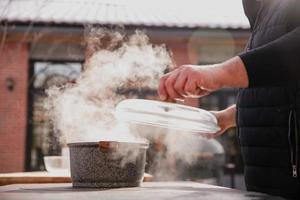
236, 91, 241, 145
288, 109, 299, 178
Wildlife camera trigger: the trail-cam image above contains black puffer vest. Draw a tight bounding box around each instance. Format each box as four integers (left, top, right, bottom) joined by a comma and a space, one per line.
237, 0, 300, 199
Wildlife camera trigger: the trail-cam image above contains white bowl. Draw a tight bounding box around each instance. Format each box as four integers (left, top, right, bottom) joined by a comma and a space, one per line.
44, 156, 70, 173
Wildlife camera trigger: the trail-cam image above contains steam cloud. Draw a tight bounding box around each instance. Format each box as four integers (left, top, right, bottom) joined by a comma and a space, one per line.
46, 28, 224, 180
46, 28, 171, 144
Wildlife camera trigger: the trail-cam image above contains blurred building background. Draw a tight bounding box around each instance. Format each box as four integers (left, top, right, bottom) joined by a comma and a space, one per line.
0, 0, 250, 188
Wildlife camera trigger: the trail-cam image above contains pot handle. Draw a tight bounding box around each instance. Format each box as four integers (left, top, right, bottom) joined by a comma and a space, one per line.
99, 141, 119, 152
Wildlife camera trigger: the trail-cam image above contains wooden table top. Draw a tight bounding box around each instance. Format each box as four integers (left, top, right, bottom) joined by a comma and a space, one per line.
0, 182, 286, 200
0, 171, 71, 186
0, 171, 153, 186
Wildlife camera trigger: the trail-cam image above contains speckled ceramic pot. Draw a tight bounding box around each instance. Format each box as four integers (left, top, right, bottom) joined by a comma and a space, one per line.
68, 141, 148, 188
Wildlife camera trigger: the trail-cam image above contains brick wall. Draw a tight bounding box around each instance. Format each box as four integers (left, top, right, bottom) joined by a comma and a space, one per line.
0, 42, 29, 172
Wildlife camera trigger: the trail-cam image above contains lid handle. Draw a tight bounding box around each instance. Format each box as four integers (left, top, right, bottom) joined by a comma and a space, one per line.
99, 141, 119, 152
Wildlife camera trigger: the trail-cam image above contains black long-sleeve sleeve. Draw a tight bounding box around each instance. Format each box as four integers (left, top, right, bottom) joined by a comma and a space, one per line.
239, 26, 300, 87
239, 0, 300, 87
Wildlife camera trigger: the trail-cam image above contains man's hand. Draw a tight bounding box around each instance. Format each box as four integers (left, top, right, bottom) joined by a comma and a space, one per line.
158, 56, 249, 101
206, 105, 237, 138
158, 64, 223, 101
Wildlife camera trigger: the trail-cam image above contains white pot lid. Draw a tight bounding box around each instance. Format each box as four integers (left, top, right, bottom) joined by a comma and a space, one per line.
114, 99, 220, 135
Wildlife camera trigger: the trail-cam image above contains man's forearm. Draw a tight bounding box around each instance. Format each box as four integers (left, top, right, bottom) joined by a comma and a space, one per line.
217, 56, 249, 89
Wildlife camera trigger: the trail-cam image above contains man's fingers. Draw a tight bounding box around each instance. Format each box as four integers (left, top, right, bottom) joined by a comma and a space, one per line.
184, 79, 211, 98
196, 89, 211, 98
184, 79, 196, 94
200, 129, 224, 139
158, 75, 168, 100
164, 73, 183, 100
165, 97, 176, 103
174, 74, 188, 97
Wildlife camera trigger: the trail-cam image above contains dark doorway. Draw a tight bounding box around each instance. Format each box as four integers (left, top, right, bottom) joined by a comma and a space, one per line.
26, 61, 82, 171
